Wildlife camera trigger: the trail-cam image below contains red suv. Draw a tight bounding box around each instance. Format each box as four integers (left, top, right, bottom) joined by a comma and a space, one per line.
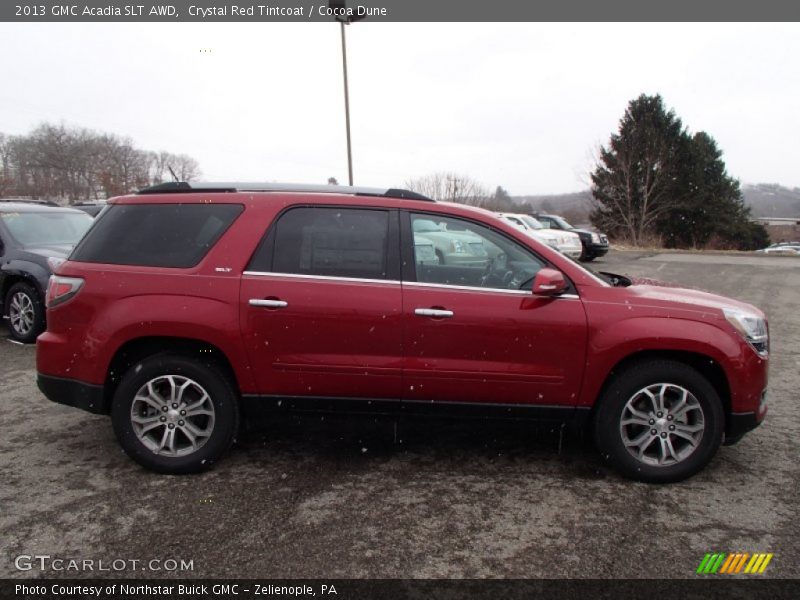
36, 183, 769, 482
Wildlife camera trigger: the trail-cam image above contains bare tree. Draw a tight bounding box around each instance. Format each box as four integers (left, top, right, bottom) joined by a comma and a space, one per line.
0, 133, 13, 196
404, 172, 490, 206
0, 123, 202, 201
166, 153, 201, 182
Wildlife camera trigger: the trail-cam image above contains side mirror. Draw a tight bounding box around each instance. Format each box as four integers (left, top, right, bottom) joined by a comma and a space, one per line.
532, 268, 568, 296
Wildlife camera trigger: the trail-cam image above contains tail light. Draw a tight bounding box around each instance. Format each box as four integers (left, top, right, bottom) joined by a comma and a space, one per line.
46, 275, 84, 308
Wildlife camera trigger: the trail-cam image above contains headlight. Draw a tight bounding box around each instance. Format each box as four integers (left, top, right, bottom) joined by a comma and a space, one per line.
450, 240, 466, 254
591, 233, 601, 243
723, 308, 768, 356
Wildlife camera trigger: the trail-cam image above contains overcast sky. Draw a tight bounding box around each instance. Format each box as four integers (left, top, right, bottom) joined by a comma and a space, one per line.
1, 22, 798, 195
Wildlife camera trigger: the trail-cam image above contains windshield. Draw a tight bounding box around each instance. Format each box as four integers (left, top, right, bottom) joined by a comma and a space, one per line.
519, 215, 544, 230
550, 215, 574, 229
1, 211, 94, 246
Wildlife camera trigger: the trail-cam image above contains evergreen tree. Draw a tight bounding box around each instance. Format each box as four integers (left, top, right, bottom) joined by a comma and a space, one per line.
590, 94, 686, 245
658, 132, 767, 250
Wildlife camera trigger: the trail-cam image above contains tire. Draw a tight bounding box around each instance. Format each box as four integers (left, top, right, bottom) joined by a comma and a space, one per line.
582, 255, 596, 262
593, 360, 724, 483
111, 353, 240, 474
4, 281, 45, 343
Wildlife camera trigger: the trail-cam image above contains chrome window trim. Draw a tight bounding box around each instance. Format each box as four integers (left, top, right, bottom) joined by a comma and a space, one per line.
242, 271, 580, 299
243, 271, 400, 286
403, 281, 531, 296
404, 282, 579, 299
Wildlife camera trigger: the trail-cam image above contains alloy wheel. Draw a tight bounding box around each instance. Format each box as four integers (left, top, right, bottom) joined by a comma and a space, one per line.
619, 383, 705, 467
8, 291, 35, 336
130, 375, 216, 457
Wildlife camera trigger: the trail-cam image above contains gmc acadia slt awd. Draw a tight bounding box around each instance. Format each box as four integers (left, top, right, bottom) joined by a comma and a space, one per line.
36, 182, 769, 482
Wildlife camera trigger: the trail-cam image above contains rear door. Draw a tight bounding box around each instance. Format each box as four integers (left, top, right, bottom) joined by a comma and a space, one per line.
401, 211, 588, 409
240, 206, 403, 402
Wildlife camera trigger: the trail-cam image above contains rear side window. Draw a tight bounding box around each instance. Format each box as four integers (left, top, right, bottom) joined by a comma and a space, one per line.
70, 204, 243, 268
250, 207, 390, 279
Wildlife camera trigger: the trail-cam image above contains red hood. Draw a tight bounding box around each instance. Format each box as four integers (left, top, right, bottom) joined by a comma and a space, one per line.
626, 281, 764, 317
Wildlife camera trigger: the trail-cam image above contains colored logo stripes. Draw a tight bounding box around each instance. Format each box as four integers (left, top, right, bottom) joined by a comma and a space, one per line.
697, 552, 774, 574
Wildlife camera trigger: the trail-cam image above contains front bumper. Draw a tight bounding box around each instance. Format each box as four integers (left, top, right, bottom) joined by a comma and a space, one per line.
37, 373, 108, 415
725, 410, 766, 444
586, 243, 609, 257
557, 244, 583, 259
441, 254, 489, 266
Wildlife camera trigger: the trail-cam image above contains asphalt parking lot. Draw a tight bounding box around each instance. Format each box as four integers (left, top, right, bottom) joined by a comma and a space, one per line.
1, 250, 798, 580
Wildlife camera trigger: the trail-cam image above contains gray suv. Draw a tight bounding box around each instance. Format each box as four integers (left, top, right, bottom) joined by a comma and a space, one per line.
0, 201, 94, 342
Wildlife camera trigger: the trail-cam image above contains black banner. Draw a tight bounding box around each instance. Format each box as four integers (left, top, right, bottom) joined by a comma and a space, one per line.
2, 0, 800, 23
3, 579, 800, 600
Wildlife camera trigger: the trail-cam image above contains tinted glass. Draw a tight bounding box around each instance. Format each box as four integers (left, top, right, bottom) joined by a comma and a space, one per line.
262, 207, 390, 279
551, 216, 574, 229
411, 213, 544, 290
71, 203, 243, 268
1, 211, 93, 246
502, 216, 526, 230
520, 215, 545, 230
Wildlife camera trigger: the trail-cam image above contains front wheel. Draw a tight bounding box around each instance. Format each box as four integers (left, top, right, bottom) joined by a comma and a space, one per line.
594, 360, 724, 483
111, 354, 239, 474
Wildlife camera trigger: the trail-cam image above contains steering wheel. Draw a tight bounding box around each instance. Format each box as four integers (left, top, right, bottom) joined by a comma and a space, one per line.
481, 253, 514, 287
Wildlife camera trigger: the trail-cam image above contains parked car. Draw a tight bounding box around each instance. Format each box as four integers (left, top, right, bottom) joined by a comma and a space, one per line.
412, 217, 490, 266
764, 247, 800, 255
497, 213, 582, 259
534, 213, 609, 262
37, 182, 769, 482
757, 243, 800, 255
0, 203, 94, 342
72, 202, 107, 218
0, 198, 58, 207
413, 237, 439, 265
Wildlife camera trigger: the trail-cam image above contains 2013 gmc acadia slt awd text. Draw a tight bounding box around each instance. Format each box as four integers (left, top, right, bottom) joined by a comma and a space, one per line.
36, 183, 769, 482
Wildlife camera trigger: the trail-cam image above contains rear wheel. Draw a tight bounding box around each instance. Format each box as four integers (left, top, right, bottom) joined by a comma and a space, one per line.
111, 354, 239, 474
4, 282, 45, 343
594, 360, 724, 483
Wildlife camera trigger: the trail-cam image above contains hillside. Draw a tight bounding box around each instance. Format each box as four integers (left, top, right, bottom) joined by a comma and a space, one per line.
511, 184, 800, 222
511, 191, 594, 224
742, 183, 800, 217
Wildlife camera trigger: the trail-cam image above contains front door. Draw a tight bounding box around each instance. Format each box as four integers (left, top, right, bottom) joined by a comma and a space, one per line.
402, 212, 588, 408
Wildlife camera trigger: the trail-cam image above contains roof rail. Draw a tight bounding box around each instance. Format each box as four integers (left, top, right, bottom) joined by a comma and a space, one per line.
136, 181, 434, 202
0, 198, 59, 206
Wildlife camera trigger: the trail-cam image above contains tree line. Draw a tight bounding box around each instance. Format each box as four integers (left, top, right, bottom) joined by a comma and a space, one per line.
407, 95, 768, 251
404, 172, 526, 213
0, 123, 200, 203
6, 103, 766, 251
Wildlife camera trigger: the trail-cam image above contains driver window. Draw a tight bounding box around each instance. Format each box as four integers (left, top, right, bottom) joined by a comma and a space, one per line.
410, 213, 544, 290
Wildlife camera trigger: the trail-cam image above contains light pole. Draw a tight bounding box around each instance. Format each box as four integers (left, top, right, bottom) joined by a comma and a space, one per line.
329, 2, 365, 186
339, 19, 353, 186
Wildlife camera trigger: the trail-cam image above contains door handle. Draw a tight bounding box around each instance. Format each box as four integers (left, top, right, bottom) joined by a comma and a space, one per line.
414, 308, 454, 318
249, 299, 288, 308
